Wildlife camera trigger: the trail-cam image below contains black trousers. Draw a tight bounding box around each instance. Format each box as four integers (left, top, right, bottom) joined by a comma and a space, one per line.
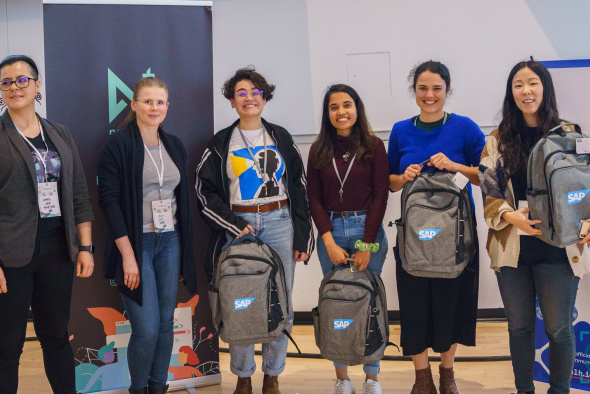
0, 228, 75, 394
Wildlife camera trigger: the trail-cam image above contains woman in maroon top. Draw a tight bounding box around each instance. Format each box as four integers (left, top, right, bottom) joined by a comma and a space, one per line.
307, 84, 389, 394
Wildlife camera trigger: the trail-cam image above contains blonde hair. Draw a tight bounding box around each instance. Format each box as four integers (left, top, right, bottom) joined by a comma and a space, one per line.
120, 77, 169, 128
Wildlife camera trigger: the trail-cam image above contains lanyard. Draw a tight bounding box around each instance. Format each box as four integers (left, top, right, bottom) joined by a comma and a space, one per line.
16, 122, 50, 182
332, 154, 357, 202
144, 136, 165, 200
237, 126, 270, 190
414, 111, 448, 127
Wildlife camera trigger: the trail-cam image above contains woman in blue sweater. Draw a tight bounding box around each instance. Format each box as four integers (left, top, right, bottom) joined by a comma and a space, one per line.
388, 61, 485, 394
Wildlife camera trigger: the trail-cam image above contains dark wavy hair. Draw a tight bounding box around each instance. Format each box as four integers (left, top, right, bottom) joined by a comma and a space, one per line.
312, 84, 375, 169
497, 59, 561, 182
221, 66, 275, 102
408, 60, 451, 94
0, 55, 40, 79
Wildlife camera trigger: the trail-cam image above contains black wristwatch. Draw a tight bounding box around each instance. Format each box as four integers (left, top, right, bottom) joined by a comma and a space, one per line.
79, 245, 95, 254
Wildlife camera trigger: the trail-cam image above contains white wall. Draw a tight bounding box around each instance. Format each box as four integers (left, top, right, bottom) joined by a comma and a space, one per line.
212, 0, 590, 313
0, 0, 46, 117
212, 0, 316, 135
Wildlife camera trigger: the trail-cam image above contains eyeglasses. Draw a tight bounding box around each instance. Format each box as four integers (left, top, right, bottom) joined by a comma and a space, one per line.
236, 89, 263, 99
135, 99, 169, 108
0, 77, 38, 91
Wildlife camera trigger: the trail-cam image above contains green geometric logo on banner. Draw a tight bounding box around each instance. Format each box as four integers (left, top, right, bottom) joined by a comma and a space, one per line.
108, 68, 134, 123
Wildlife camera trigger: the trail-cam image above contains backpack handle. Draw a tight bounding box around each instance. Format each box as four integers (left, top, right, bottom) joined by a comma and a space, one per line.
548, 123, 581, 137
228, 232, 264, 246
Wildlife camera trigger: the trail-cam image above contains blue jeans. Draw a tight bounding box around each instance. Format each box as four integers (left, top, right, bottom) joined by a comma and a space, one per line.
497, 262, 579, 394
226, 205, 295, 377
122, 230, 180, 389
316, 212, 388, 375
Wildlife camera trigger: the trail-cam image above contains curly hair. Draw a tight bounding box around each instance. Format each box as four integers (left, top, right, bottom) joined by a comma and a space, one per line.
221, 66, 275, 102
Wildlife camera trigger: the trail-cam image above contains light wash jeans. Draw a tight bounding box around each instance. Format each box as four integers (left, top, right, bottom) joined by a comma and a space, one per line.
122, 230, 181, 389
497, 262, 579, 394
316, 212, 388, 376
225, 205, 296, 377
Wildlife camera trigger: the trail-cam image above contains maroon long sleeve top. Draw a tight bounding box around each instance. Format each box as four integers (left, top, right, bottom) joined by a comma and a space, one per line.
307, 135, 389, 243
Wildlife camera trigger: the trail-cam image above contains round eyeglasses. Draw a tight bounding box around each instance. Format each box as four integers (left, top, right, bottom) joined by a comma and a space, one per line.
236, 90, 263, 99
0, 77, 38, 91
134, 99, 169, 108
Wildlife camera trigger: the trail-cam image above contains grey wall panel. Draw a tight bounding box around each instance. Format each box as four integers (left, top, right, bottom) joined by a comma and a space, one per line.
6, 0, 45, 116
0, 1, 8, 61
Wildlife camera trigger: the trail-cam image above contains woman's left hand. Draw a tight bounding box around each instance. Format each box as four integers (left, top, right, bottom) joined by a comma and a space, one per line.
294, 251, 309, 262
352, 250, 371, 271
428, 153, 459, 172
76, 251, 94, 278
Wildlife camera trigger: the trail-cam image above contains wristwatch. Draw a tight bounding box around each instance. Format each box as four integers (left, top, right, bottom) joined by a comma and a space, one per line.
79, 245, 95, 254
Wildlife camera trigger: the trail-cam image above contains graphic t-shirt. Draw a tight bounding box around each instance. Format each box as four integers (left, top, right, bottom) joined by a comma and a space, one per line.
25, 128, 64, 234
226, 127, 287, 206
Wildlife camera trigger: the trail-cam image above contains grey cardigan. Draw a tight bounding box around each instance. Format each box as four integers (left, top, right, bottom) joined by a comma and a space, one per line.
0, 111, 94, 267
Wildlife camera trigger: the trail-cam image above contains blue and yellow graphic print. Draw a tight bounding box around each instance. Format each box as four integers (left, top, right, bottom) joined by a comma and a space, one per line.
230, 146, 284, 200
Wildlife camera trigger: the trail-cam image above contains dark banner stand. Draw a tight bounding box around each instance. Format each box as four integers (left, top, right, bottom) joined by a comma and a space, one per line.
43, 3, 218, 392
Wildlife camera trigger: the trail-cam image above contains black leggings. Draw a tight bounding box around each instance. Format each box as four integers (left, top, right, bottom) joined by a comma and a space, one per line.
0, 229, 75, 394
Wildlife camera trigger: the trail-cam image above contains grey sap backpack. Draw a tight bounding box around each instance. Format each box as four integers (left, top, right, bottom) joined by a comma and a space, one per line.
394, 170, 476, 278
209, 235, 298, 348
312, 266, 395, 366
526, 123, 590, 247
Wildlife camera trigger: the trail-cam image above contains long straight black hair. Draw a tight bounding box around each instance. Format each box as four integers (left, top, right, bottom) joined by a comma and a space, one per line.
312, 84, 374, 169
497, 60, 561, 181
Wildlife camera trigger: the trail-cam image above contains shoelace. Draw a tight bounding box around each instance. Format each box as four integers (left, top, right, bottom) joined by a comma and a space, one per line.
363, 380, 379, 394
334, 379, 351, 394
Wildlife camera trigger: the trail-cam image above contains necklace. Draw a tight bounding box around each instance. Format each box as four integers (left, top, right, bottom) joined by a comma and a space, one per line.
335, 140, 351, 162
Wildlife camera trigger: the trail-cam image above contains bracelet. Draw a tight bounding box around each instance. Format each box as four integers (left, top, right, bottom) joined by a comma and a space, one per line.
355, 240, 379, 253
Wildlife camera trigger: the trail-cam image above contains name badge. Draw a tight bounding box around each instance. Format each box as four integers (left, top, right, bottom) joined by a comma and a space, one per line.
452, 172, 469, 189
152, 199, 174, 233
576, 138, 590, 154
38, 182, 61, 218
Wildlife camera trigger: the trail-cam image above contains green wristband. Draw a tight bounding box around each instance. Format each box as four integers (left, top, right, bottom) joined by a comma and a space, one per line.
355, 240, 380, 253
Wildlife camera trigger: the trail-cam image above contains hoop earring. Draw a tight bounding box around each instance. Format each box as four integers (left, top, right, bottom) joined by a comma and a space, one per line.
36, 92, 43, 104
0, 98, 5, 110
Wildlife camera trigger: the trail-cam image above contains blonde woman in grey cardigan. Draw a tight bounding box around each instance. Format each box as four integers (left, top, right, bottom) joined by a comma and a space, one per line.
479, 59, 589, 394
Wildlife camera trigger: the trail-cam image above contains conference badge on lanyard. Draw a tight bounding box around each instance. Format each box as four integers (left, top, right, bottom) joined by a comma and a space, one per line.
38, 182, 61, 218
16, 122, 62, 218
152, 199, 174, 233
144, 139, 174, 232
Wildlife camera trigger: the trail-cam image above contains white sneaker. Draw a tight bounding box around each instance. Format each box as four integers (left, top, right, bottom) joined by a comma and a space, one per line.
334, 379, 355, 394
362, 379, 382, 394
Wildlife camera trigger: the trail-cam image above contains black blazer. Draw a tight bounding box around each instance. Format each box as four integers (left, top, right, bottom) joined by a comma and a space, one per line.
0, 111, 94, 267
97, 121, 197, 305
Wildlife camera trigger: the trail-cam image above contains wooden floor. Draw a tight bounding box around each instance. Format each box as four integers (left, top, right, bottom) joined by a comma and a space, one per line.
19, 322, 587, 393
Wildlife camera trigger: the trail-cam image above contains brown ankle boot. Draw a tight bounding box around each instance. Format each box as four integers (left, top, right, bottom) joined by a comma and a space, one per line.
411, 365, 437, 394
233, 376, 253, 394
262, 374, 281, 394
439, 365, 458, 394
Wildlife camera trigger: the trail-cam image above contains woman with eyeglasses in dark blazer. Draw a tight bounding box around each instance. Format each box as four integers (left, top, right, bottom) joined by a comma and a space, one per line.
0, 55, 94, 394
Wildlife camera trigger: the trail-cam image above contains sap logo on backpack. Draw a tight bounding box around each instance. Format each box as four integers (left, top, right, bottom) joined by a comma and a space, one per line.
418, 229, 441, 240
234, 297, 256, 310
568, 190, 589, 204
334, 319, 354, 330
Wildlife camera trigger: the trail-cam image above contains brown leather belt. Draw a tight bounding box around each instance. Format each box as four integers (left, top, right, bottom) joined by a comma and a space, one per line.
232, 199, 289, 213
